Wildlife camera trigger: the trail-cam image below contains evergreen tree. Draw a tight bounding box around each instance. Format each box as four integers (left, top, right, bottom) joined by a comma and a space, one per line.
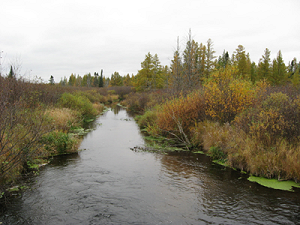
205, 38, 216, 78
234, 45, 249, 79
271, 50, 286, 85
288, 58, 299, 78
257, 48, 271, 81
93, 72, 99, 87
134, 52, 154, 91
110, 72, 123, 86
49, 75, 55, 85
8, 65, 14, 79
68, 73, 76, 86
216, 50, 230, 70
182, 29, 199, 88
99, 69, 104, 87
123, 74, 132, 86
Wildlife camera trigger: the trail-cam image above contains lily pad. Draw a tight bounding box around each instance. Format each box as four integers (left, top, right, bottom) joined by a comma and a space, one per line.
248, 176, 300, 192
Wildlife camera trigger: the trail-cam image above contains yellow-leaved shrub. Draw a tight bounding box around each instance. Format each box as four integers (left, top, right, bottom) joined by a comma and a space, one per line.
204, 66, 256, 123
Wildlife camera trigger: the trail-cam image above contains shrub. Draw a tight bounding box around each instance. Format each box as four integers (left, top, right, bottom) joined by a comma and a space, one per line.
135, 110, 157, 129
40, 131, 79, 155
108, 86, 133, 100
204, 66, 257, 123
235, 91, 300, 146
0, 77, 53, 184
75, 90, 104, 103
155, 90, 205, 136
58, 92, 97, 120
145, 90, 205, 148
123, 92, 150, 113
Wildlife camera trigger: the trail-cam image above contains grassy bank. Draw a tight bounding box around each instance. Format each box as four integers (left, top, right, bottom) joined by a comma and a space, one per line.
123, 67, 300, 183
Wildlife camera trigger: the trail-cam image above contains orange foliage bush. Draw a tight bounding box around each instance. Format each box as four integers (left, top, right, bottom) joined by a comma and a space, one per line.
155, 90, 205, 138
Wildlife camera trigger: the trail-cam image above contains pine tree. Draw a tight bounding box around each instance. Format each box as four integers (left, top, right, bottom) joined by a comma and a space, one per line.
271, 50, 286, 85
257, 48, 271, 81
234, 45, 249, 79
205, 38, 216, 79
8, 65, 14, 78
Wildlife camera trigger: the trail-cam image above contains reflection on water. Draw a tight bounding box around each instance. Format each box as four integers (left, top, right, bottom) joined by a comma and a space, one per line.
1, 107, 300, 224
48, 152, 80, 167
112, 104, 122, 114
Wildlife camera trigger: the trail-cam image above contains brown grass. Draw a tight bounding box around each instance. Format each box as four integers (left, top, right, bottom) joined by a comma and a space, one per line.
45, 107, 80, 132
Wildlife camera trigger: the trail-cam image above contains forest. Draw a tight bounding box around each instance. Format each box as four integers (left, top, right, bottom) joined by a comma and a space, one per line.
1, 31, 300, 194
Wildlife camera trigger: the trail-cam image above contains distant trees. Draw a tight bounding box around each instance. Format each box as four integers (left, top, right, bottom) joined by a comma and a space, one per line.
58, 69, 107, 88
54, 31, 298, 91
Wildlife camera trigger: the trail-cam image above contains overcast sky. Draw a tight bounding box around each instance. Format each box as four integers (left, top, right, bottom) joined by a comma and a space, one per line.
1, 0, 299, 82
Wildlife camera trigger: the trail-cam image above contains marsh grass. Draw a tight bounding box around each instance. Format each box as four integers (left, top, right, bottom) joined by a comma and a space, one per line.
45, 107, 81, 132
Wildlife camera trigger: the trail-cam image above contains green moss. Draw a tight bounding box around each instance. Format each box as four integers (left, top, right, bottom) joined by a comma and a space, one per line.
248, 176, 300, 192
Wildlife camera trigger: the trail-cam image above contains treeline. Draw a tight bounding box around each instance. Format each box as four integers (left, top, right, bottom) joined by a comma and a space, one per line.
57, 70, 135, 88
57, 32, 299, 91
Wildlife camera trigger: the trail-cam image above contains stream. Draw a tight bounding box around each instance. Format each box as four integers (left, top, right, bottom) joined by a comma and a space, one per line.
1, 106, 300, 224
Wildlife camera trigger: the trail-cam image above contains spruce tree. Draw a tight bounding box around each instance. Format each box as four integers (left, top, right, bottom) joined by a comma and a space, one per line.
8, 65, 14, 78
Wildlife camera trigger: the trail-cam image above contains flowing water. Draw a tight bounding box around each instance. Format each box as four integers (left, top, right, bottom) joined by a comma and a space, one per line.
1, 107, 300, 224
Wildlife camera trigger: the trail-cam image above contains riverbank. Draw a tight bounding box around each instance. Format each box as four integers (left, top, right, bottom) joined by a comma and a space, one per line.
0, 77, 132, 195
122, 81, 300, 188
